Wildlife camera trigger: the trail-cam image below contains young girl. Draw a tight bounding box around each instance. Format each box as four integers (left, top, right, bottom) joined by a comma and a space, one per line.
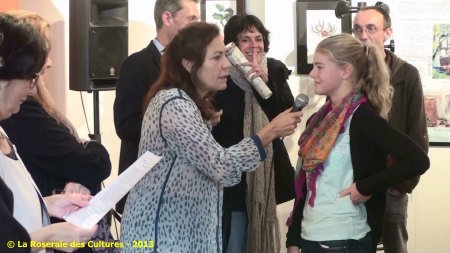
286, 33, 429, 253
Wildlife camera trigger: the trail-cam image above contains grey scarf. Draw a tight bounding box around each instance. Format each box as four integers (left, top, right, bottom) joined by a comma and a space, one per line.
229, 54, 280, 253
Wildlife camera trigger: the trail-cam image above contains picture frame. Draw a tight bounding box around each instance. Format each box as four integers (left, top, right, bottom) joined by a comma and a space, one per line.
424, 94, 450, 146
428, 24, 450, 146
296, 0, 352, 74
200, 0, 245, 29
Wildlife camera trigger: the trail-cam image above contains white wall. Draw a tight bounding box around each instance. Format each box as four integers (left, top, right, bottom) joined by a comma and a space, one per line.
20, 0, 450, 252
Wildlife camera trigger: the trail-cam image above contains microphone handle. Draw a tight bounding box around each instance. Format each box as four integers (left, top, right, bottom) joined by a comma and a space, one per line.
282, 107, 300, 140
281, 104, 305, 140
291, 105, 305, 113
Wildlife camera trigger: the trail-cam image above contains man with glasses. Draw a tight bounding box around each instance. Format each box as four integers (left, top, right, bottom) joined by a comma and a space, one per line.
353, 6, 428, 253
113, 0, 200, 215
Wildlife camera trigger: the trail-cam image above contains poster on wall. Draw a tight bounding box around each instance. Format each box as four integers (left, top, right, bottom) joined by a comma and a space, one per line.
387, 0, 450, 146
426, 24, 450, 145
424, 93, 450, 143
432, 24, 450, 79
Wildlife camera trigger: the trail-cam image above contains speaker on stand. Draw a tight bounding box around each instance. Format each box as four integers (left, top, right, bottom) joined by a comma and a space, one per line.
69, 0, 128, 142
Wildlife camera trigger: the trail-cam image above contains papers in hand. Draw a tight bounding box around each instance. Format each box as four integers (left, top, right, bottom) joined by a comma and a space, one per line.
64, 151, 162, 228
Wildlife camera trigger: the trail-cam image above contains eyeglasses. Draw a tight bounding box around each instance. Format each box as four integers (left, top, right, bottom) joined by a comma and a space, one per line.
28, 74, 39, 89
352, 25, 386, 35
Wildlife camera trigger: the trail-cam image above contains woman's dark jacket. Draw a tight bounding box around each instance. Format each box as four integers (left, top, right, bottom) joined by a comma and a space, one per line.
0, 99, 111, 197
0, 178, 30, 253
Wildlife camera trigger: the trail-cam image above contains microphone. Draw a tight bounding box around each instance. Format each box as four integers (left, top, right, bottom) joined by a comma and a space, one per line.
291, 93, 309, 112
225, 42, 273, 99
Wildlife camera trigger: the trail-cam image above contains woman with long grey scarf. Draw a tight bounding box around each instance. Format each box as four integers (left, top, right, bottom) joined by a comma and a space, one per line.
213, 14, 295, 253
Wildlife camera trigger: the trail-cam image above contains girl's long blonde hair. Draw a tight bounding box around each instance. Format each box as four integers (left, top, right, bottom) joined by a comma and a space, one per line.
316, 33, 392, 119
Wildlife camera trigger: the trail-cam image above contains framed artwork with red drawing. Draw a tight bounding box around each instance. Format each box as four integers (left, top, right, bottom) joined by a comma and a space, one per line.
296, 0, 352, 74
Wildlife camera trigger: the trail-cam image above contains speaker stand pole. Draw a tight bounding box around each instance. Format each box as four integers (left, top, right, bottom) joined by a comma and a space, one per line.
89, 90, 102, 143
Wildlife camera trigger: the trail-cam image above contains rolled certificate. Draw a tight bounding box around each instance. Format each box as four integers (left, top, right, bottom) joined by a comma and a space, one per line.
225, 42, 273, 99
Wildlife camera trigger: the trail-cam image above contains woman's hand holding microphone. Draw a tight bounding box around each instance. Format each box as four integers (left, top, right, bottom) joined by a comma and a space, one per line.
257, 108, 303, 146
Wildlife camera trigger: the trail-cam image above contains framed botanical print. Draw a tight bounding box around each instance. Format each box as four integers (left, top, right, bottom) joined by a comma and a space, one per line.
200, 0, 245, 30
296, 0, 352, 74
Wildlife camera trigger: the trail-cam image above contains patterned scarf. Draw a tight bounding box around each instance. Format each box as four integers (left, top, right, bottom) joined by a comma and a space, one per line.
286, 91, 367, 225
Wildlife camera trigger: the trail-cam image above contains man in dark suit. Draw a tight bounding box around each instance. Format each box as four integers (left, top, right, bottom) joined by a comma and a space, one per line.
113, 0, 200, 214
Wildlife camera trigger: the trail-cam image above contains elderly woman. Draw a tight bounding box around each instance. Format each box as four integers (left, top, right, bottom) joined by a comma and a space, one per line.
0, 10, 112, 253
212, 14, 295, 253
0, 13, 96, 253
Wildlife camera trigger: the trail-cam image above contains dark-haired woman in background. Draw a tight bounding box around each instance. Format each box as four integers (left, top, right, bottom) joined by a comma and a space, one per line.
212, 14, 295, 253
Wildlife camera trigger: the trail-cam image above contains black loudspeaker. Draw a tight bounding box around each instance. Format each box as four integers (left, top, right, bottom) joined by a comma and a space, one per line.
69, 0, 128, 91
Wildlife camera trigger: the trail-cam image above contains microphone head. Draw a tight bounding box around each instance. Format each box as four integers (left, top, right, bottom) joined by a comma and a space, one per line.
293, 93, 309, 111
295, 93, 309, 107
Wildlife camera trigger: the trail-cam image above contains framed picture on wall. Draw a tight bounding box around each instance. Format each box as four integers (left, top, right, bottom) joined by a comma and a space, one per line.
200, 0, 245, 30
424, 93, 450, 146
425, 23, 450, 146
296, 0, 352, 74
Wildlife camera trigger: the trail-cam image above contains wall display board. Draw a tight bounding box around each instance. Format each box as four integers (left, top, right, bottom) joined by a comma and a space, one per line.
386, 0, 450, 145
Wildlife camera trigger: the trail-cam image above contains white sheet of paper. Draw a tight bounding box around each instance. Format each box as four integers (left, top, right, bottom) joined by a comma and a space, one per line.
64, 151, 162, 228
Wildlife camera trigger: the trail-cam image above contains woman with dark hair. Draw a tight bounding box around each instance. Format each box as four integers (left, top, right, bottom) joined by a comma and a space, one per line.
120, 22, 303, 253
212, 14, 295, 253
0, 13, 96, 253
